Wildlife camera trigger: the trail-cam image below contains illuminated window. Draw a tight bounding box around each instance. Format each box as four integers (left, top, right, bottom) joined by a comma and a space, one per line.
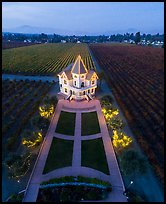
74, 75, 77, 78
64, 80, 67, 84
65, 88, 67, 93
81, 75, 84, 78
79, 92, 82, 96
92, 80, 95, 85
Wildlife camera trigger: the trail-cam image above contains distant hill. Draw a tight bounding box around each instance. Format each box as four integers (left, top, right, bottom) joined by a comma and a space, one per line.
3, 25, 56, 35
2, 25, 93, 36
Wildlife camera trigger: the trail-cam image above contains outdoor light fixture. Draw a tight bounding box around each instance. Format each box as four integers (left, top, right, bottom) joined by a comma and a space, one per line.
123, 180, 134, 197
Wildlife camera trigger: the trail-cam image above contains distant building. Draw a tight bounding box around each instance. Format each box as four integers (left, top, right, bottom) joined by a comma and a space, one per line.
61, 40, 66, 43
57, 55, 98, 100
129, 39, 135, 44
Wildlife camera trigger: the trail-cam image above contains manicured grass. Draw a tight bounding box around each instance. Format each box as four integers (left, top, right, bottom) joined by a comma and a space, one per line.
43, 138, 73, 174
81, 111, 101, 136
55, 111, 76, 136
81, 138, 109, 175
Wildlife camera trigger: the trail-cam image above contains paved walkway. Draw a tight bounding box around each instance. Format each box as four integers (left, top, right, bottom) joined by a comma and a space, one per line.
23, 99, 127, 202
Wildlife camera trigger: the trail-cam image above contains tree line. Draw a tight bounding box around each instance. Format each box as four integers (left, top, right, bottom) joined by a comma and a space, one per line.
2, 32, 164, 44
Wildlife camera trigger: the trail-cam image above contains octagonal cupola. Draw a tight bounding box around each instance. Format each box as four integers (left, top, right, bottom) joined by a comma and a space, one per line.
71, 55, 88, 88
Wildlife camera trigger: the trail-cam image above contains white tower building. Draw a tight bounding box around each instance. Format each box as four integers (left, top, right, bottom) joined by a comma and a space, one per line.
57, 55, 98, 100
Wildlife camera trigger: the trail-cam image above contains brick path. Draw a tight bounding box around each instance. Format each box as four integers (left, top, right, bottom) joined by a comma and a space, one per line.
23, 99, 127, 202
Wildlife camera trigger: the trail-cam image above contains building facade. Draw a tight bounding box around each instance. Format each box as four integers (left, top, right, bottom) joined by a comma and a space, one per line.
57, 55, 98, 100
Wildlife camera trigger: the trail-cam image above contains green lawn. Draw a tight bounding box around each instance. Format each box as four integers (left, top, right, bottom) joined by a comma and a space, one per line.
43, 138, 73, 174
55, 111, 76, 136
81, 138, 109, 175
81, 111, 101, 136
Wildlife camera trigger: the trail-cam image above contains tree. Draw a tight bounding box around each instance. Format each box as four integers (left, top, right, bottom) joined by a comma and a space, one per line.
31, 114, 50, 130
31, 115, 41, 127
112, 130, 132, 151
134, 32, 141, 44
22, 131, 43, 148
107, 116, 125, 131
130, 33, 134, 40
100, 95, 113, 105
5, 152, 32, 178
142, 33, 146, 39
39, 33, 48, 43
39, 104, 54, 118
119, 149, 147, 176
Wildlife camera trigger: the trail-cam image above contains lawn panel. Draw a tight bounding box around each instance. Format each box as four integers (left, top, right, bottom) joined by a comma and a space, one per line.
43, 138, 73, 174
81, 138, 109, 175
81, 111, 101, 136
55, 111, 76, 136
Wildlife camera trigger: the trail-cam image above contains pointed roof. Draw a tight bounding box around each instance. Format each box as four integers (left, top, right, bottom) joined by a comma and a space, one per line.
86, 70, 98, 80
71, 55, 88, 74
57, 62, 74, 76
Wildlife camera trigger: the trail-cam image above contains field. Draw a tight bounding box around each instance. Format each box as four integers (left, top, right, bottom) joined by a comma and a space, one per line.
89, 44, 164, 184
2, 79, 54, 159
2, 43, 95, 75
2, 40, 38, 49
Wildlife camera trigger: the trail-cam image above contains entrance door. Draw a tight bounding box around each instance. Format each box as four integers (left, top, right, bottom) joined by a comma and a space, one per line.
81, 82, 84, 87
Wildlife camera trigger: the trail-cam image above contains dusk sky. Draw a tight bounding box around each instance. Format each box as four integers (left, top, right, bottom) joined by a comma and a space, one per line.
2, 2, 164, 35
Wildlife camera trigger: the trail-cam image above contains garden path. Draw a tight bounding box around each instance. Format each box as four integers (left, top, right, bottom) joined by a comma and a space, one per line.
23, 99, 127, 202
